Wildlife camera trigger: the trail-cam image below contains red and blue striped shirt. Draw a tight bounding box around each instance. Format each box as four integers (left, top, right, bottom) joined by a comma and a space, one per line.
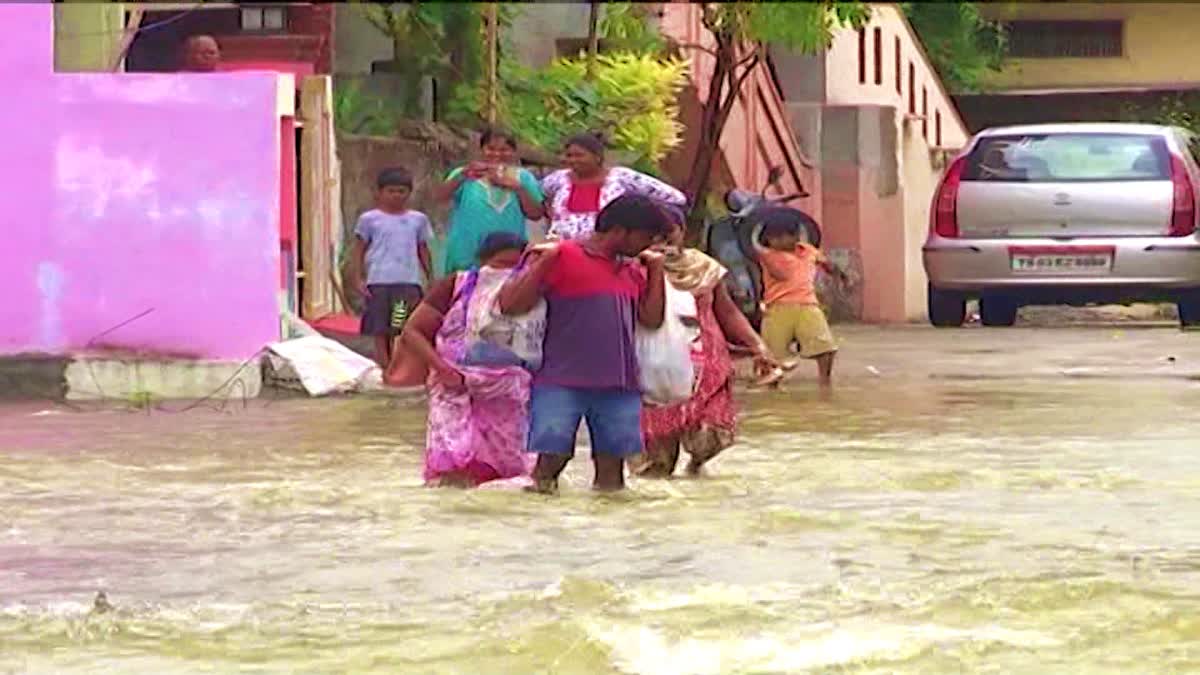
537, 241, 647, 391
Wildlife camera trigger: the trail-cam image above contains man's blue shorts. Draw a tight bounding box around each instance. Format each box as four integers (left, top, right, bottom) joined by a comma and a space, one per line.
528, 384, 643, 457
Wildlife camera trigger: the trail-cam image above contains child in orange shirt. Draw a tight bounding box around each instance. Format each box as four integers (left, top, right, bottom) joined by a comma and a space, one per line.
752, 210, 847, 388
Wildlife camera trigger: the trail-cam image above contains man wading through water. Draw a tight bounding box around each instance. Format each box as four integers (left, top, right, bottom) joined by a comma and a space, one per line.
499, 194, 669, 493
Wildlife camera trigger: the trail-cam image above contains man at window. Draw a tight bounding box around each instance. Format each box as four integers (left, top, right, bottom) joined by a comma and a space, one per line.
181, 35, 221, 73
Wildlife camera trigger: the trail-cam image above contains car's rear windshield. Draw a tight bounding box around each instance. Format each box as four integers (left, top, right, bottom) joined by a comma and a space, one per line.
962, 133, 1171, 183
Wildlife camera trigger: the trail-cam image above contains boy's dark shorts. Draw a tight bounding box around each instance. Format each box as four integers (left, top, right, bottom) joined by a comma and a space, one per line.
361, 283, 423, 337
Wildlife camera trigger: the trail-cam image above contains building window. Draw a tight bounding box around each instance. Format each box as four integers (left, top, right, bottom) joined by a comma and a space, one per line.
240, 5, 286, 32
873, 28, 883, 85
935, 109, 942, 147
1007, 20, 1124, 58
908, 62, 915, 113
922, 87, 928, 139
858, 28, 867, 84
894, 37, 901, 94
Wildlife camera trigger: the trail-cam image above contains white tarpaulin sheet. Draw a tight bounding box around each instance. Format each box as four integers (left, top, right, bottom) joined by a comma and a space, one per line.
265, 335, 382, 396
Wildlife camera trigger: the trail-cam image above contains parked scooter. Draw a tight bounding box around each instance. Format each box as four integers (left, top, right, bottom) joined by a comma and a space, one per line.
702, 166, 821, 329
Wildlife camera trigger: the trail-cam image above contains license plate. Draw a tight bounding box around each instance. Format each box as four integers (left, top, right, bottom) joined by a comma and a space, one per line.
1009, 247, 1113, 275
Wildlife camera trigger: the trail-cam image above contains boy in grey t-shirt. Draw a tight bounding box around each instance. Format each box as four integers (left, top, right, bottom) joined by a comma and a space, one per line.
352, 167, 434, 366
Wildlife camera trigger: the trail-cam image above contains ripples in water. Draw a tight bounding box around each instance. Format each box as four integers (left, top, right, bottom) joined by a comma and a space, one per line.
0, 380, 1198, 673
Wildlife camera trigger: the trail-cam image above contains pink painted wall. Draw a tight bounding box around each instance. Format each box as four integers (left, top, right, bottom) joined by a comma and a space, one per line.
823, 5, 968, 148
0, 4, 283, 360
820, 5, 970, 322
221, 61, 315, 84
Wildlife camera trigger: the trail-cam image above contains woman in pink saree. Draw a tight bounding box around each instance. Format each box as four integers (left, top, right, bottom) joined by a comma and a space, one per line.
398, 233, 538, 487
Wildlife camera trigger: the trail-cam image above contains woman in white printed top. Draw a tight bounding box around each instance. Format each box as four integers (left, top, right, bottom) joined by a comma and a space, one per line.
540, 132, 687, 241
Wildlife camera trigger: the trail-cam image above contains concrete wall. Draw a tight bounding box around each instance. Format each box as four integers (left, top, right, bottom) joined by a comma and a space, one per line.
772, 51, 825, 104
776, 4, 968, 322
815, 4, 969, 150
2, 4, 285, 360
818, 106, 906, 322
508, 3, 592, 69
981, 3, 1200, 90
333, 5, 393, 75
899, 119, 940, 320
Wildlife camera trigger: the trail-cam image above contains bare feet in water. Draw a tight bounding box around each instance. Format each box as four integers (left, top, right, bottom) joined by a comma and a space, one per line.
752, 366, 786, 388
523, 478, 559, 495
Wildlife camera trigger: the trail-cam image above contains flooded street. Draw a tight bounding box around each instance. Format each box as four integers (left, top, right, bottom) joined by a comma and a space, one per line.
2, 327, 1199, 674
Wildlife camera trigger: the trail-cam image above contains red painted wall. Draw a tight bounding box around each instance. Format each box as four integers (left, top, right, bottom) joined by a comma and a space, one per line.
287, 4, 334, 74
279, 116, 297, 290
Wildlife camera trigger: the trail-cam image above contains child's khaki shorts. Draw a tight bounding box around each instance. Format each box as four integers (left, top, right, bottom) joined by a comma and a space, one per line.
762, 303, 838, 359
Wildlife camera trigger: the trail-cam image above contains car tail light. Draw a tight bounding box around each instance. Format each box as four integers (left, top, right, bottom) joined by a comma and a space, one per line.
1169, 155, 1196, 237
933, 156, 967, 238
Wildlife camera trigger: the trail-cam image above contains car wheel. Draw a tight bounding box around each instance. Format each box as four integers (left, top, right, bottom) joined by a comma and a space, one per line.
979, 296, 1019, 327
928, 285, 966, 327
1178, 293, 1200, 328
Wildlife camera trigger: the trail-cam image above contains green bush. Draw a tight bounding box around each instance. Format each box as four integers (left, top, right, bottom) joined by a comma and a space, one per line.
449, 51, 688, 173
333, 82, 401, 137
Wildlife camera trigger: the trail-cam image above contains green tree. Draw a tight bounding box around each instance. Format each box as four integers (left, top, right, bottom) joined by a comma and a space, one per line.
535, 53, 686, 172
682, 3, 870, 230
450, 51, 689, 175
444, 3, 684, 174
1120, 93, 1200, 155
355, 3, 490, 119
902, 2, 1008, 94
597, 3, 666, 55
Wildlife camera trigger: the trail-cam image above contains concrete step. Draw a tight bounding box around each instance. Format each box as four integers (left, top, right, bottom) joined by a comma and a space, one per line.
0, 354, 264, 402
64, 355, 263, 402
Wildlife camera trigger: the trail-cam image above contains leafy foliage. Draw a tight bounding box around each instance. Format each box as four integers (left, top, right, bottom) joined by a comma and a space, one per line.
743, 2, 871, 52
902, 2, 1007, 94
355, 2, 682, 169
1124, 93, 1200, 130
333, 81, 402, 136
353, 3, 517, 119
1120, 93, 1200, 155
450, 52, 689, 173
597, 3, 666, 54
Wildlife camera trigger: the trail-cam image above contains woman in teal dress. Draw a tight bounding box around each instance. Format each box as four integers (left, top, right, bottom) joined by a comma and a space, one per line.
436, 128, 546, 275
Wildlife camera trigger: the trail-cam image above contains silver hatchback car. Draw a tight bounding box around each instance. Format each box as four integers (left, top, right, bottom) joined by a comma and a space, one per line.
923, 123, 1200, 327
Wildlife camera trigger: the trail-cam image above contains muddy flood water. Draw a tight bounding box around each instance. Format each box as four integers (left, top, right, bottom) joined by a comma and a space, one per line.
1, 376, 1198, 673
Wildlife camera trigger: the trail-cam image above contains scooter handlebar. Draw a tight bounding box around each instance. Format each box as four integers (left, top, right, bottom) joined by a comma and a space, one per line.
723, 188, 809, 218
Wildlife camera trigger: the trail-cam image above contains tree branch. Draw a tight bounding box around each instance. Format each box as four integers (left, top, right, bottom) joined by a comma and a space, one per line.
733, 44, 761, 72
724, 53, 761, 113
670, 40, 719, 58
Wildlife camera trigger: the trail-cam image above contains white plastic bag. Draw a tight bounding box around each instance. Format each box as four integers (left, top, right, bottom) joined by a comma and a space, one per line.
636, 281, 701, 406
462, 267, 547, 370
